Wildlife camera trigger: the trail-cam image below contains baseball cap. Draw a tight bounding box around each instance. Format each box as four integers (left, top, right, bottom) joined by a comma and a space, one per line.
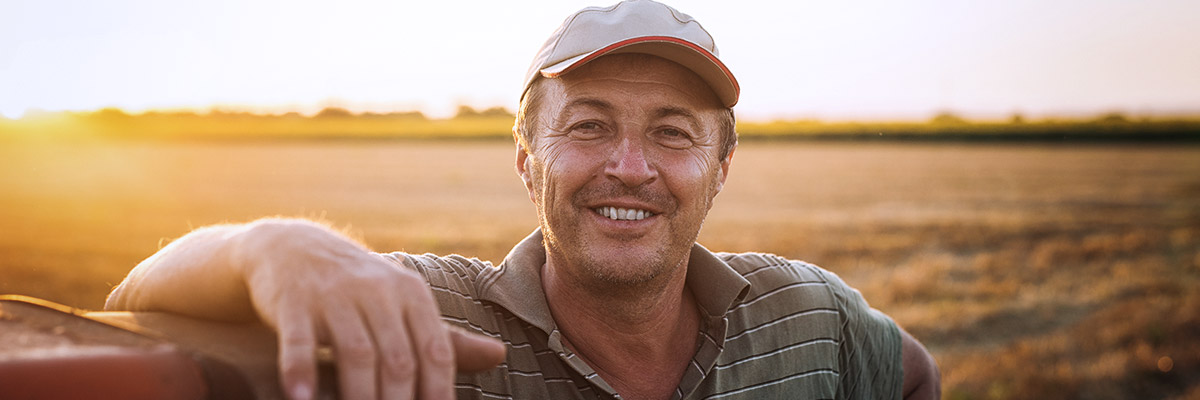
522, 0, 740, 108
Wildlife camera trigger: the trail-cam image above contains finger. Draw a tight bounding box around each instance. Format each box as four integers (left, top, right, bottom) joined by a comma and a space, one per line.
277, 307, 318, 400
321, 300, 378, 400
448, 326, 507, 373
360, 296, 417, 400
403, 285, 456, 400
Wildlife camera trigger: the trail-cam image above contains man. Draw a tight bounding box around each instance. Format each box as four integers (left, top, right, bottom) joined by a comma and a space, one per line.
106, 0, 940, 399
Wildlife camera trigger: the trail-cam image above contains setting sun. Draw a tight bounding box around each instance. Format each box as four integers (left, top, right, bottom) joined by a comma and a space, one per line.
0, 107, 21, 120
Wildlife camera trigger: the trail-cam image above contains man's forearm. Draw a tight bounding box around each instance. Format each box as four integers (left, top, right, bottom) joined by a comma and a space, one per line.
103, 218, 506, 399
105, 222, 261, 321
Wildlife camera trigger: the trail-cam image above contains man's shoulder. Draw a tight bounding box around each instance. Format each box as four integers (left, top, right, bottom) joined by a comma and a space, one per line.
713, 251, 849, 333
712, 251, 882, 327
714, 251, 838, 289
712, 251, 904, 397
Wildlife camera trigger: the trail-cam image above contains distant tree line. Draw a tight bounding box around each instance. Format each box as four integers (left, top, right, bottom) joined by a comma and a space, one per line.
2, 107, 1197, 142
75, 105, 514, 122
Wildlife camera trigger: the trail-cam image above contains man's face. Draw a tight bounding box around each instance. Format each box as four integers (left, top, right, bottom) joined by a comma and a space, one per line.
517, 53, 733, 288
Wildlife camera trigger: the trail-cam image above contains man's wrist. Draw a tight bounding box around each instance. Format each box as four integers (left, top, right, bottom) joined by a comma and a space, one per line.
233, 219, 317, 276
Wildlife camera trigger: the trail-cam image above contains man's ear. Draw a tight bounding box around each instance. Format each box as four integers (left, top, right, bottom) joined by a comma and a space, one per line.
713, 144, 735, 195
515, 140, 535, 196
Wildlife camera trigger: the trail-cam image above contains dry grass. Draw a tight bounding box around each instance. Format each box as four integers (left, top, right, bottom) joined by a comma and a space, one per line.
1, 140, 1197, 399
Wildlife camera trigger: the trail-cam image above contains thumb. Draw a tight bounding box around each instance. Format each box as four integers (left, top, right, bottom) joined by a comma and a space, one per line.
448, 325, 506, 373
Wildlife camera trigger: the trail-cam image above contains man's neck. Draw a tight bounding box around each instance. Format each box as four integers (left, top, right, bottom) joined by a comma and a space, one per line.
541, 259, 700, 400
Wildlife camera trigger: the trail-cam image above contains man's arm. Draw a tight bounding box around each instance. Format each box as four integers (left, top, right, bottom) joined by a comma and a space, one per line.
900, 327, 941, 400
106, 218, 504, 400
107, 222, 260, 321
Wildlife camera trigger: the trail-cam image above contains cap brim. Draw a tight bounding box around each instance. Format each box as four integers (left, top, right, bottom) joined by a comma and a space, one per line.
539, 36, 740, 108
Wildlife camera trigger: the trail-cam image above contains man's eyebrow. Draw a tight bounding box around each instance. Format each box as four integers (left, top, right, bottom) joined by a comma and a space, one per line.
563, 98, 615, 113
654, 106, 699, 122
557, 100, 701, 127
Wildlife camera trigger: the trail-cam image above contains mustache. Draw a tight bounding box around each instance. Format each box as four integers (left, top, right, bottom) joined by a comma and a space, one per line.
572, 181, 676, 212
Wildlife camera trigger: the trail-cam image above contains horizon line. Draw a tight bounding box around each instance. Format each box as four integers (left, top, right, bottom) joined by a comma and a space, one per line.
6, 104, 1200, 125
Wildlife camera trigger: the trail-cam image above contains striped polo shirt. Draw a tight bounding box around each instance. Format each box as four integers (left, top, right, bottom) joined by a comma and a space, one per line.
385, 230, 901, 399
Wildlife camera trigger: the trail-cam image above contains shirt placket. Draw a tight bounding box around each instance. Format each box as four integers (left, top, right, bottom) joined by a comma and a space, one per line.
548, 328, 623, 399
675, 315, 728, 400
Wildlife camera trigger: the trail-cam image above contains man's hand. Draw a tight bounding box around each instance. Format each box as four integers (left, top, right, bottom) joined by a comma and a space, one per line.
237, 220, 507, 399
107, 218, 506, 400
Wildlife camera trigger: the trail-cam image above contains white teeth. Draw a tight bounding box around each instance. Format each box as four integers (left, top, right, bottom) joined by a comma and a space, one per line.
596, 206, 653, 221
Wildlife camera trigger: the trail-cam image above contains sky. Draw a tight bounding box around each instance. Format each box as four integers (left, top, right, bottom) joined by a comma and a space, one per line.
2, 0, 1198, 121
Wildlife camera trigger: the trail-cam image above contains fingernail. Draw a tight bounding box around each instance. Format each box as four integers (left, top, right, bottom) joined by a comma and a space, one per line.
290, 383, 313, 400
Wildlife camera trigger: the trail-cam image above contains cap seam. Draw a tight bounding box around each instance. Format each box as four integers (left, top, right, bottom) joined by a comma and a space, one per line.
544, 2, 624, 69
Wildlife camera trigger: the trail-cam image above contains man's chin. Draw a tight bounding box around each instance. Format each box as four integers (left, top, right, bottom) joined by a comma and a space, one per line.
571, 246, 678, 286
544, 220, 690, 287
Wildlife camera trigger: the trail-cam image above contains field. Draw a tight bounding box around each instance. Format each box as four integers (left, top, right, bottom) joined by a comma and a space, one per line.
1, 139, 1198, 399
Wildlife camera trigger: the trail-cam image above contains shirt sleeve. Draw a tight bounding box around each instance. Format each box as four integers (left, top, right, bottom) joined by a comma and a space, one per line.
377, 252, 502, 337
814, 267, 903, 400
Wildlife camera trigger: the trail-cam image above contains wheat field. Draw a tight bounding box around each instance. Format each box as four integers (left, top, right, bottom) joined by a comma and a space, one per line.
1, 139, 1197, 399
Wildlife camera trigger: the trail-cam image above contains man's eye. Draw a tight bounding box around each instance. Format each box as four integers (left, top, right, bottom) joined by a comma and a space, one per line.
655, 128, 693, 149
568, 121, 606, 139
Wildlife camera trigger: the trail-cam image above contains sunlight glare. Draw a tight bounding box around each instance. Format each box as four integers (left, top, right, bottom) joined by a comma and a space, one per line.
0, 107, 25, 120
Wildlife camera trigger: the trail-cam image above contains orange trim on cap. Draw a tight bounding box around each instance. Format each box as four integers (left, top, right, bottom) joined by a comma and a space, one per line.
543, 36, 740, 104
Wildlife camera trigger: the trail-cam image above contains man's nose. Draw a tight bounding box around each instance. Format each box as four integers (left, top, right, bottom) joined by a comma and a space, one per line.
604, 137, 657, 187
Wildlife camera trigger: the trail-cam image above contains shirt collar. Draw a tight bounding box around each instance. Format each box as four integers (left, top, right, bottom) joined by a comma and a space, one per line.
477, 229, 751, 335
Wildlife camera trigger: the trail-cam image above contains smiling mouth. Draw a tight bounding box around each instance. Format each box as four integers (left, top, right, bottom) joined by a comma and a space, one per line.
594, 206, 656, 221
